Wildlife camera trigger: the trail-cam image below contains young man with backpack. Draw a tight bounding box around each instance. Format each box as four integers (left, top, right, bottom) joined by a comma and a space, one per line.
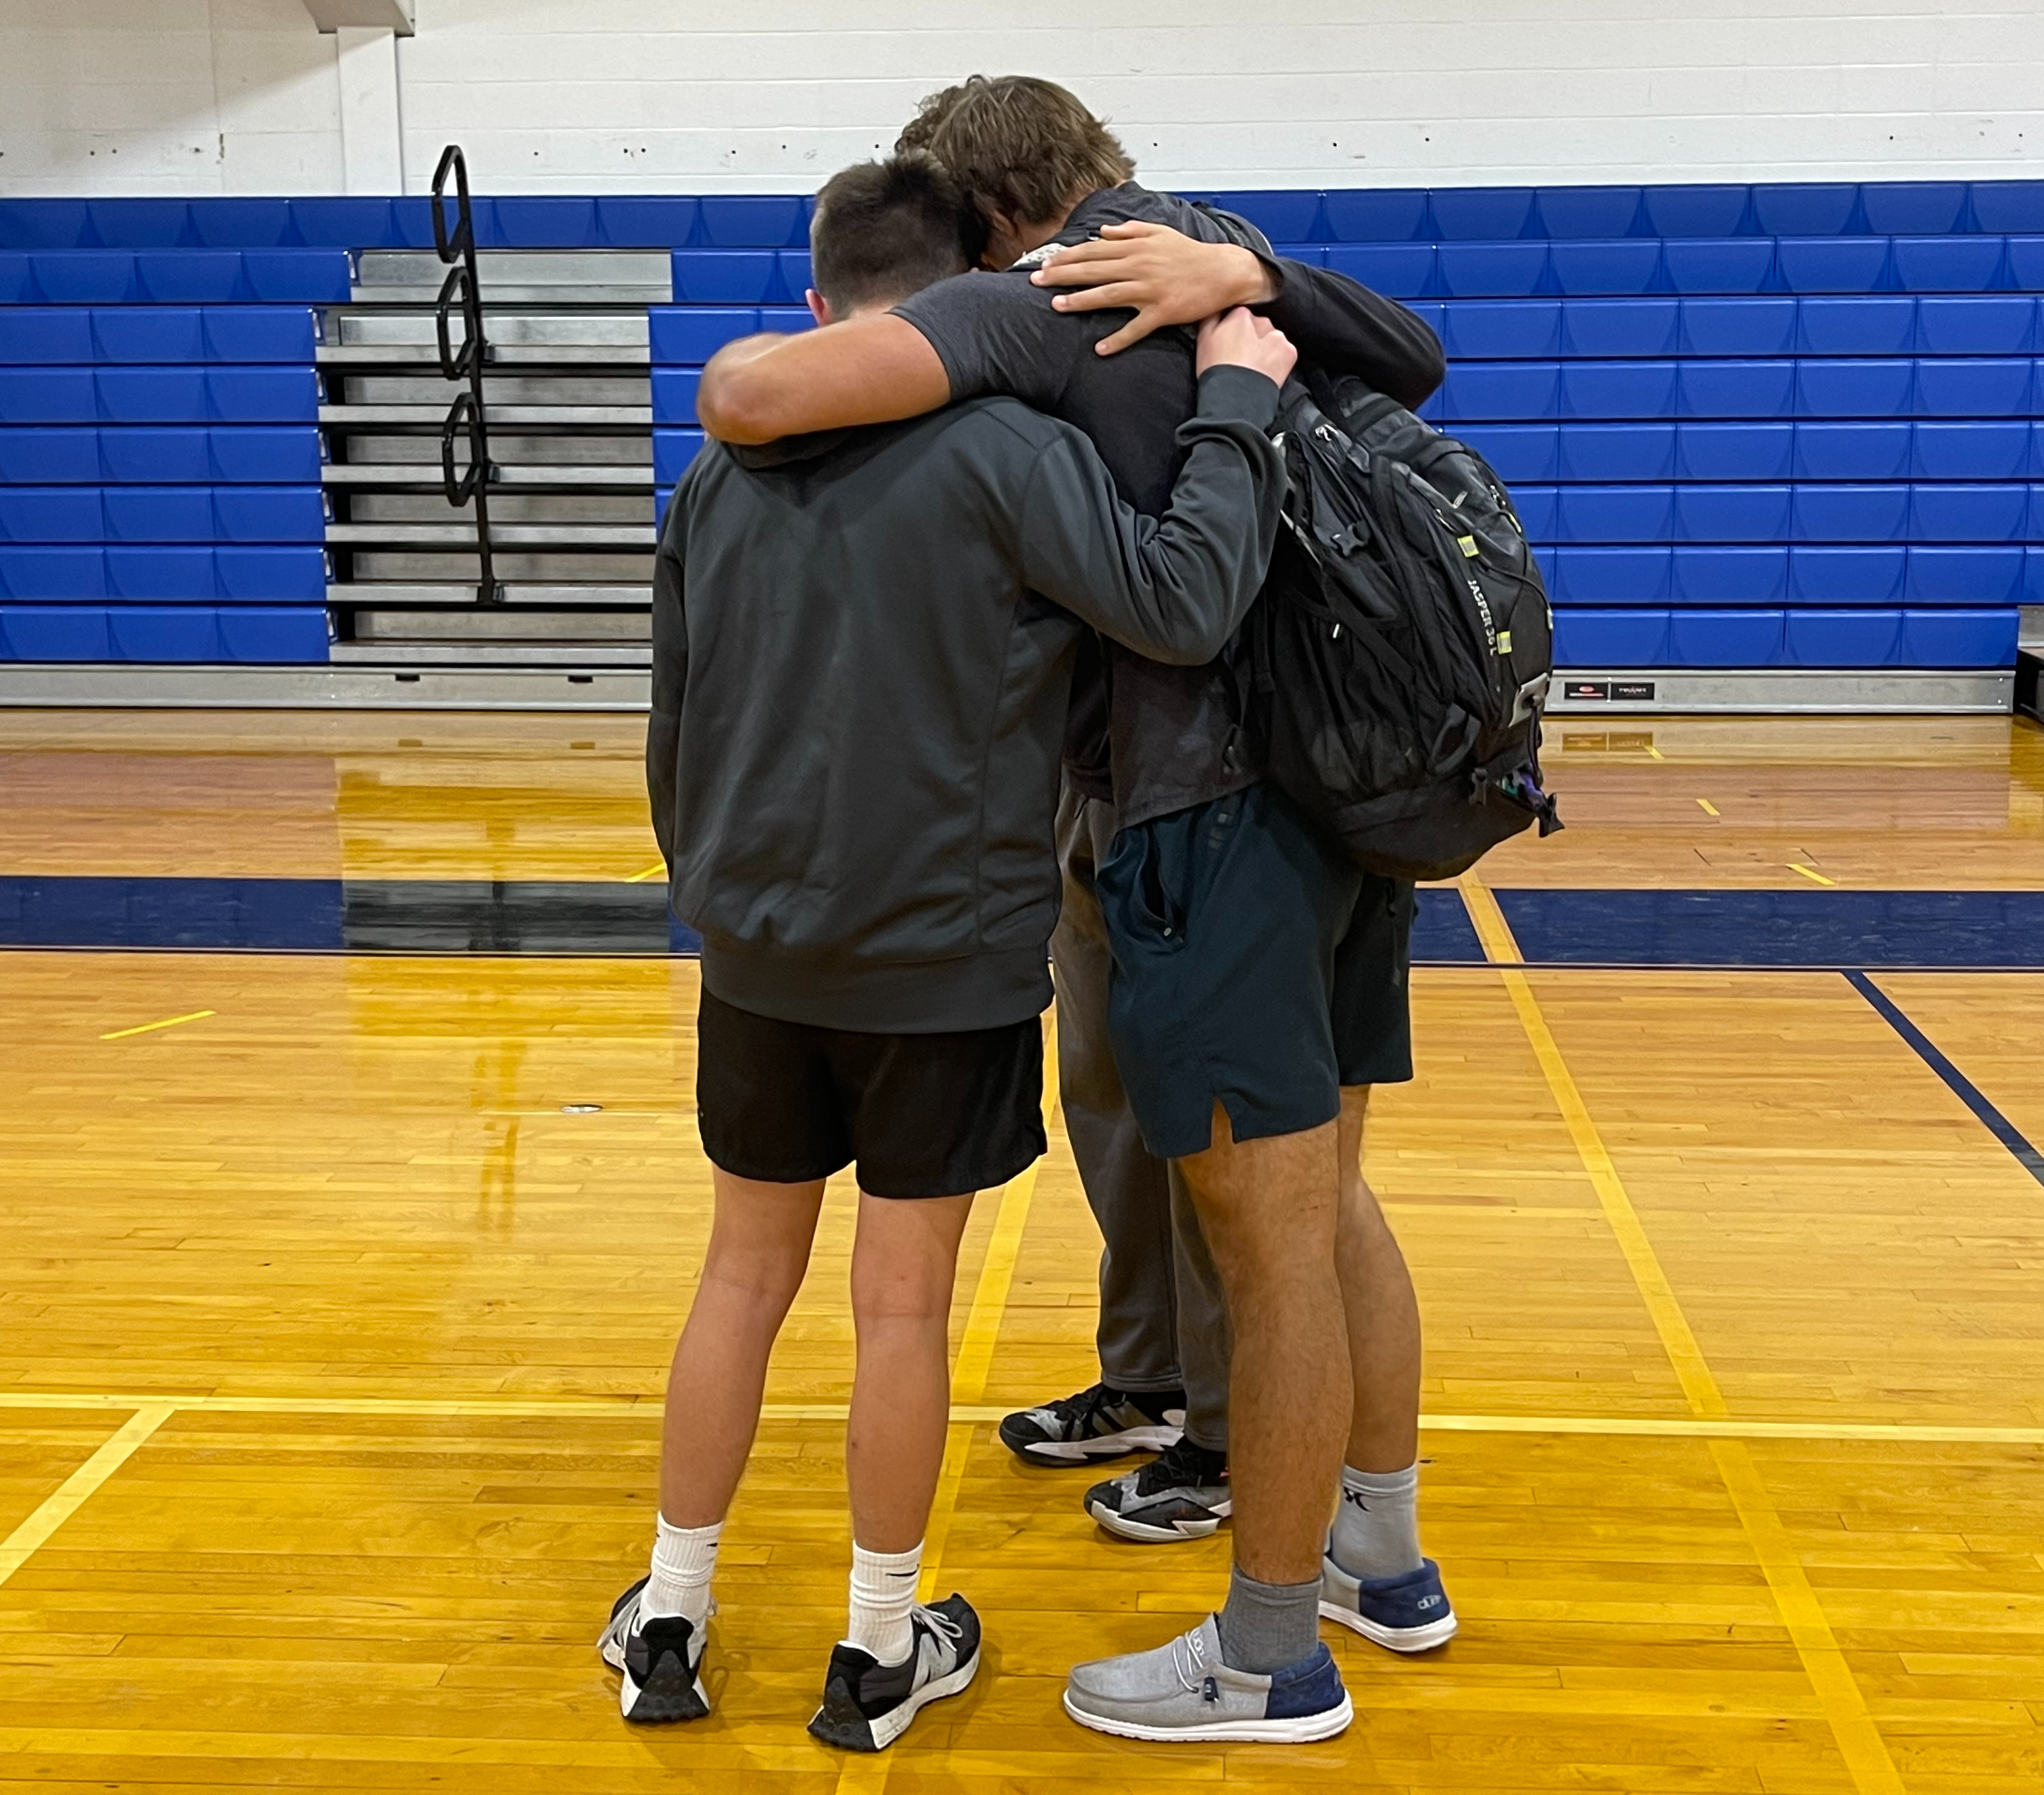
618, 151, 1294, 1752
696, 77, 1456, 1744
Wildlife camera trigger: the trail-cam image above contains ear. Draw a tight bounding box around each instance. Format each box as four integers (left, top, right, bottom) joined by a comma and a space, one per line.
804, 287, 833, 327
981, 211, 1019, 268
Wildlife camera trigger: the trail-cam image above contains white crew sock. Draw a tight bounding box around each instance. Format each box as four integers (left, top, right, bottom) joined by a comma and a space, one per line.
1329, 1462, 1424, 1580
641, 1515, 721, 1625
845, 1540, 923, 1665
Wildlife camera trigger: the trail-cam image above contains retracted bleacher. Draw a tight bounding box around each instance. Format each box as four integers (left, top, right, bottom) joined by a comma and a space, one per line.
1, 182, 2040, 708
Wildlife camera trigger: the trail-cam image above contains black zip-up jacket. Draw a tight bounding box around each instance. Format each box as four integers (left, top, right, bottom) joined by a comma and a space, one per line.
646, 365, 1283, 1033
894, 182, 1447, 827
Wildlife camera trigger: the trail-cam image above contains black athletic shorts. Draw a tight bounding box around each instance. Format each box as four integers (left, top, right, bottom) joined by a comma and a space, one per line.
1096, 781, 1415, 1160
695, 987, 1047, 1198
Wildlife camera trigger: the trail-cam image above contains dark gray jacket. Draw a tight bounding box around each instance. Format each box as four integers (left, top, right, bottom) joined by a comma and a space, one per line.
647, 364, 1282, 1032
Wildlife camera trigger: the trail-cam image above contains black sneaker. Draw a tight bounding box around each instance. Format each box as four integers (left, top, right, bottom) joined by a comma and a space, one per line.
598, 1575, 711, 1723
998, 1382, 1186, 1465
1085, 1440, 1231, 1542
807, 1594, 982, 1752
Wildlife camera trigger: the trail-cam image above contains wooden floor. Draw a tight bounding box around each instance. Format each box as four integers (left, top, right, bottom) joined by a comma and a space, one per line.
1, 710, 2041, 1793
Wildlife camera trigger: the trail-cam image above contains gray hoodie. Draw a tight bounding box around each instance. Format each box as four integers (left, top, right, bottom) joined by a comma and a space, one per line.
647, 362, 1282, 1032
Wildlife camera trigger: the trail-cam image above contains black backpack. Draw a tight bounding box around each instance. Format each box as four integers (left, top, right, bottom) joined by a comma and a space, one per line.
1242, 370, 1563, 881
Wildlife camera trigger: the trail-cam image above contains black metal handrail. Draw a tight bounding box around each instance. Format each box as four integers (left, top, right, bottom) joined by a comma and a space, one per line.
432, 145, 500, 606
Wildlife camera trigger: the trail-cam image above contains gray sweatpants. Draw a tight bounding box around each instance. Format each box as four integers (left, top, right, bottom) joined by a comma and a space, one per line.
1051, 786, 1232, 1452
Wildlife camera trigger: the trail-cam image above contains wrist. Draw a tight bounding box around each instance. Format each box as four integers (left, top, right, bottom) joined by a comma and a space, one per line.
1231, 245, 1281, 308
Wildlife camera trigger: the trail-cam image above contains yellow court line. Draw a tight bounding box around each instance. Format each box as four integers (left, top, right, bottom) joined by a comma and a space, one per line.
0, 1404, 174, 1590
1696, 797, 1721, 817
624, 862, 667, 883
914, 1007, 1058, 1605
0, 1390, 2035, 1445
97, 1008, 215, 1041
1788, 862, 1838, 886
1457, 870, 1905, 1795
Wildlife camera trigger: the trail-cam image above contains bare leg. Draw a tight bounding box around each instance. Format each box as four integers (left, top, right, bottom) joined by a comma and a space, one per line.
1175, 1105, 1351, 1586
659, 1169, 826, 1525
1336, 1085, 1422, 1472
845, 1190, 977, 1552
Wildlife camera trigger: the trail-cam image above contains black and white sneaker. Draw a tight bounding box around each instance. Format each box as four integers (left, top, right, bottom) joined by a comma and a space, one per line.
599, 1576, 712, 1723
806, 1594, 982, 1752
1085, 1440, 1232, 1542
998, 1382, 1186, 1465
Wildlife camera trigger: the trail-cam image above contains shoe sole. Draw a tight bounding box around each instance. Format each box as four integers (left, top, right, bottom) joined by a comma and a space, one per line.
1319, 1600, 1459, 1654
620, 1648, 710, 1723
1007, 1424, 1184, 1465
808, 1648, 981, 1752
1061, 1688, 1353, 1744
1088, 1496, 1230, 1543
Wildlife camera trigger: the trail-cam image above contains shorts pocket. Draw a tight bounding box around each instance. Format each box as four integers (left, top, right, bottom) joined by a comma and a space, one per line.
1100, 825, 1188, 952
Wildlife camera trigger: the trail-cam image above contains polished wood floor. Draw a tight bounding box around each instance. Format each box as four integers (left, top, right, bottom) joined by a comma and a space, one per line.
2, 711, 2041, 1793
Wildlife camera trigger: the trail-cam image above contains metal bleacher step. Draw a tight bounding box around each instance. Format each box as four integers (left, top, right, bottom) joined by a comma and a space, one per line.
344, 433, 651, 465
334, 311, 651, 349
329, 522, 656, 548
331, 583, 649, 609
347, 551, 654, 581
319, 343, 650, 368
349, 492, 650, 523
321, 402, 652, 428
348, 608, 650, 642
350, 249, 673, 305
324, 463, 655, 493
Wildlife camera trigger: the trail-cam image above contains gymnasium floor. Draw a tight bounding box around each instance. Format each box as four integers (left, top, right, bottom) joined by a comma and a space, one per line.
1, 708, 2041, 1795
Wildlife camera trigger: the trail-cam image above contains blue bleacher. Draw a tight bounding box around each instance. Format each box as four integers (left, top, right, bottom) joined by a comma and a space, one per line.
0, 235, 327, 664
7, 182, 2042, 674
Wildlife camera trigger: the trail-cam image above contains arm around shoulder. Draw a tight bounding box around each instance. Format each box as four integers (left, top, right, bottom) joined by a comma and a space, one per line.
696, 314, 952, 443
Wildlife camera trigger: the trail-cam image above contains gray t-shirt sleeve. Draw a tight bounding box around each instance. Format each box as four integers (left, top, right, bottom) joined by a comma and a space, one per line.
892, 272, 1077, 408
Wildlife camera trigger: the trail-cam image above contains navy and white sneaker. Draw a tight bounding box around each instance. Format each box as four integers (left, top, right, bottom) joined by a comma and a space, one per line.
807, 1594, 981, 1752
599, 1575, 712, 1722
1085, 1439, 1230, 1542
998, 1382, 1185, 1465
1319, 1553, 1457, 1652
1064, 1615, 1353, 1744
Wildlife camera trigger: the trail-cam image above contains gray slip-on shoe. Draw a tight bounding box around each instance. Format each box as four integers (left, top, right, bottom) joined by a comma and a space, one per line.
1062, 1615, 1353, 1744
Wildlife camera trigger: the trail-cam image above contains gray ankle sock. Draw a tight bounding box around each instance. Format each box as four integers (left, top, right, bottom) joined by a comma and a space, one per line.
1329, 1462, 1423, 1579
1215, 1565, 1321, 1673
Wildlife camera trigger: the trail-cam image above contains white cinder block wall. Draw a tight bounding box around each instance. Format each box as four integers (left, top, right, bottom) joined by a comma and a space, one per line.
3, 0, 2043, 197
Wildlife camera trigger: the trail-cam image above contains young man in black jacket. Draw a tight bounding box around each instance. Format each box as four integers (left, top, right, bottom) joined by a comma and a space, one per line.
696, 77, 1455, 1745
612, 151, 1294, 1754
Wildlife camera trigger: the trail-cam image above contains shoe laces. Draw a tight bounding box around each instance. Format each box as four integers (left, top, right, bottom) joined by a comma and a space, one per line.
913, 1603, 964, 1646
1131, 1437, 1227, 1496
1043, 1381, 1121, 1437
1171, 1626, 1213, 1696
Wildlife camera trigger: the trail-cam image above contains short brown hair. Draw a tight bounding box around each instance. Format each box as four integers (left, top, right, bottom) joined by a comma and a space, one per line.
808, 153, 984, 312
897, 75, 1134, 228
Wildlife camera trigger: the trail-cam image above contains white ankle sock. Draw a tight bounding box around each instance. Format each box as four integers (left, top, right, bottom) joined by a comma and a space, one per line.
642, 1515, 721, 1625
845, 1541, 922, 1665
1329, 1462, 1424, 1580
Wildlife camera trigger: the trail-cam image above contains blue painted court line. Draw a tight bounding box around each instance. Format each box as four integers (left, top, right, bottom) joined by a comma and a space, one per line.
1494, 888, 2044, 970
1845, 970, 2044, 1189
3, 877, 2039, 968
0, 877, 701, 956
